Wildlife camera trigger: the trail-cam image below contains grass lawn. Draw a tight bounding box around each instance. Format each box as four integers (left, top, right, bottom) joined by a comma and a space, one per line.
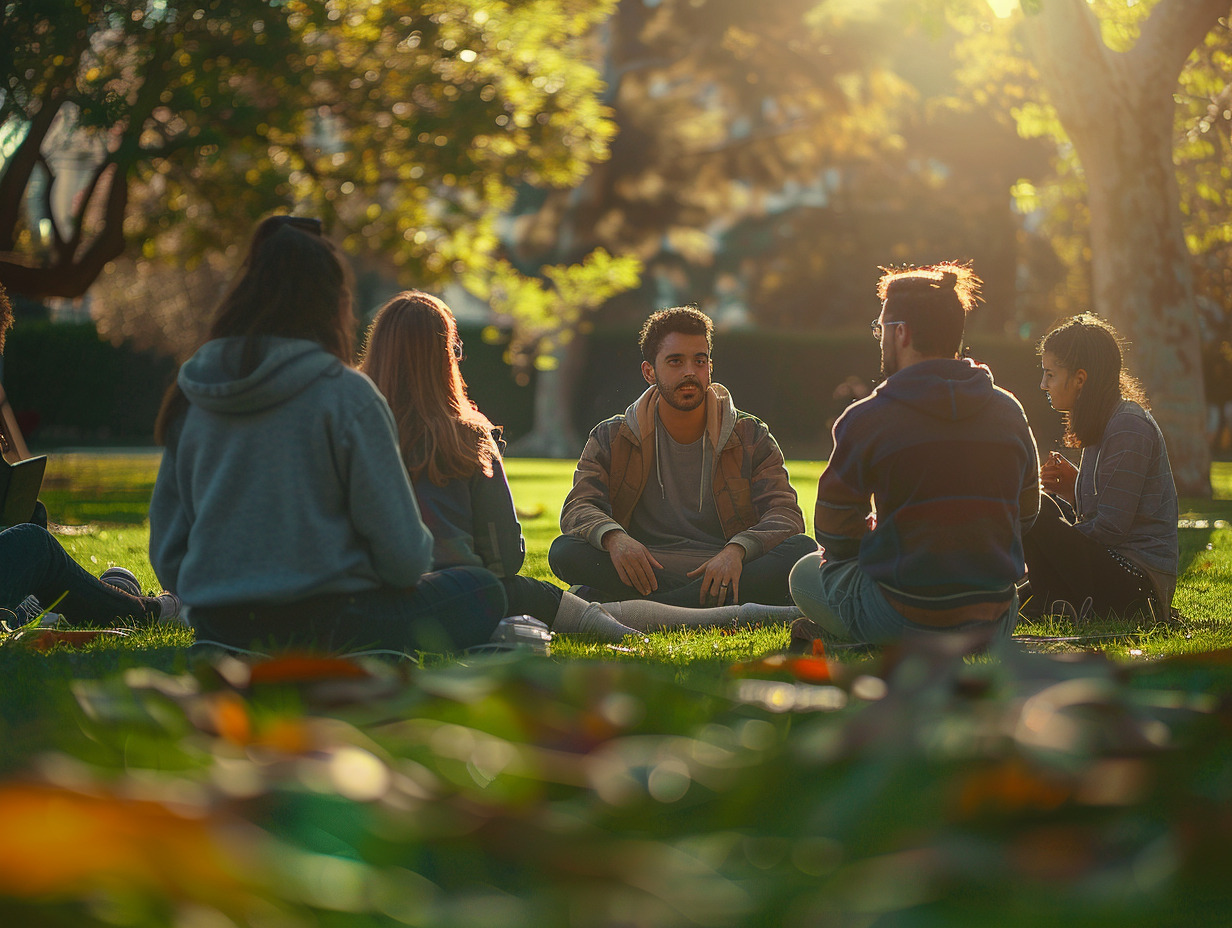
5, 453, 1232, 925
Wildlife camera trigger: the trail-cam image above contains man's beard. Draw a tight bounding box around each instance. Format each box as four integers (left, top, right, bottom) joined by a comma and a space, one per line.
880, 341, 898, 379
659, 379, 705, 411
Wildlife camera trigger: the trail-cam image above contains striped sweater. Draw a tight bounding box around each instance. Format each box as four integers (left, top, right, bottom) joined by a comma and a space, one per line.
815, 358, 1040, 609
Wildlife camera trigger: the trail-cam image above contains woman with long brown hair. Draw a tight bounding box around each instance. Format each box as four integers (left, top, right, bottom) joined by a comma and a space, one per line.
148, 218, 507, 653
359, 291, 636, 640
360, 291, 803, 637
1023, 314, 1178, 621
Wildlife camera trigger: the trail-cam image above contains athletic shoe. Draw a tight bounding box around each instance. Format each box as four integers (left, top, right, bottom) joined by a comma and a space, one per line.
15, 594, 42, 622
100, 566, 143, 598
155, 591, 185, 625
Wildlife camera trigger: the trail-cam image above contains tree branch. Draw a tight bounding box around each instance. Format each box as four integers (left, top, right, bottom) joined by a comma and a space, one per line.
1128, 0, 1230, 85
64, 154, 117, 258
34, 153, 65, 258
0, 99, 64, 251
0, 164, 128, 300
1020, 0, 1115, 128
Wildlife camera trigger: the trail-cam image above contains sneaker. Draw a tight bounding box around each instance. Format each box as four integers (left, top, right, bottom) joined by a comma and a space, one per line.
100, 566, 143, 598
12, 595, 63, 627
15, 594, 42, 623
154, 591, 184, 624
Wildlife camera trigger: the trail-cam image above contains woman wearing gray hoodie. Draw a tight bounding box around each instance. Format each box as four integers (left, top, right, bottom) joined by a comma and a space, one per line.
148, 217, 505, 652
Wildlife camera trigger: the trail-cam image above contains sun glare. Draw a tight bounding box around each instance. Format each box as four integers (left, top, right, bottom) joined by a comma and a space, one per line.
987, 0, 1018, 16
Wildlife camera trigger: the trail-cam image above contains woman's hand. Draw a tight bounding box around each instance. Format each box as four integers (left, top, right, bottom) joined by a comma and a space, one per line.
1040, 450, 1077, 507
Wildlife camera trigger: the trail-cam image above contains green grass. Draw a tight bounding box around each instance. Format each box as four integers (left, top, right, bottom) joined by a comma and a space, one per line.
7, 455, 1232, 924
26, 453, 1232, 659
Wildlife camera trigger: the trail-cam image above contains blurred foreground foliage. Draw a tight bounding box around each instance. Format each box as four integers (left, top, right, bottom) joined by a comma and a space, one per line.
4, 643, 1232, 926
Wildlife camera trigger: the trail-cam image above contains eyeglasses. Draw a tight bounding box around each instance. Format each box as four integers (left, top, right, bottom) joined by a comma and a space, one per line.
870, 319, 906, 340
270, 215, 323, 236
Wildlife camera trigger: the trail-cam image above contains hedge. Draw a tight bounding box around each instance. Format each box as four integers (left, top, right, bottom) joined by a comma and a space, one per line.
3, 322, 177, 445
2, 320, 1061, 457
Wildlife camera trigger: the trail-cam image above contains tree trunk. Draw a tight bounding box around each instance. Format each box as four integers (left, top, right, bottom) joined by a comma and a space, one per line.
508, 332, 587, 459
1021, 0, 1226, 496
1078, 103, 1210, 495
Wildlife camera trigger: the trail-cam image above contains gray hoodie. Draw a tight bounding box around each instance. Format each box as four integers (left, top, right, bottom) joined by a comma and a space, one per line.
149, 337, 434, 607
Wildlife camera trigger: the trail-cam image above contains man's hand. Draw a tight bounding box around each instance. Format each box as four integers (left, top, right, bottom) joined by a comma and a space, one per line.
687, 543, 745, 606
602, 530, 663, 596
1040, 450, 1078, 507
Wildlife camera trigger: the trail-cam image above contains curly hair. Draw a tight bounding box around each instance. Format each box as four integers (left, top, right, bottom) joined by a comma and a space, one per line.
1040, 314, 1147, 448
638, 306, 714, 364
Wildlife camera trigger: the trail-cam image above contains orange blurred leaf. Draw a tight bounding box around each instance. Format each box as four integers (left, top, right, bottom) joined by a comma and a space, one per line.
0, 784, 263, 906
247, 654, 372, 685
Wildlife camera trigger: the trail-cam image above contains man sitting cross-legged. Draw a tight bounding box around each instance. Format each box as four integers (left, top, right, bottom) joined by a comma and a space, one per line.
549, 306, 816, 626
789, 263, 1040, 646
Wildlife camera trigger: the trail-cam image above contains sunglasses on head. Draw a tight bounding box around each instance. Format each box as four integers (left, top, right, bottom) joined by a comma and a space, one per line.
270, 215, 323, 235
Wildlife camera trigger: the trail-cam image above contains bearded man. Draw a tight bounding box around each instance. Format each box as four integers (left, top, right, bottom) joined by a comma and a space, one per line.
549, 306, 815, 607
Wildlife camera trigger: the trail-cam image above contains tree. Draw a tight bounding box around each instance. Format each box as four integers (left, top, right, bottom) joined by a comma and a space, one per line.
502, 0, 932, 453
1005, 0, 1229, 495
0, 0, 619, 302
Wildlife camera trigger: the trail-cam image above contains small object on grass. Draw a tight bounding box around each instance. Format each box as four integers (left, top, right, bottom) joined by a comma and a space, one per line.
484, 615, 552, 655
787, 616, 824, 655
15, 628, 130, 651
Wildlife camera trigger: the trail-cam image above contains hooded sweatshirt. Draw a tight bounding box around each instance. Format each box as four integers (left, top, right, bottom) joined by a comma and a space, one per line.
815, 358, 1040, 609
149, 337, 434, 607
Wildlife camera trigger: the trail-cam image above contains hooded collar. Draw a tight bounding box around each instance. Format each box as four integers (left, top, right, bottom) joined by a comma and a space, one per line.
874, 357, 997, 422
624, 382, 737, 452
179, 337, 342, 415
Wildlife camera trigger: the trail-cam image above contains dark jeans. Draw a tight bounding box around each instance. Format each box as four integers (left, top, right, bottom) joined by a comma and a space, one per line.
548, 533, 818, 606
1022, 493, 1155, 617
502, 575, 564, 623
190, 565, 507, 653
0, 523, 157, 625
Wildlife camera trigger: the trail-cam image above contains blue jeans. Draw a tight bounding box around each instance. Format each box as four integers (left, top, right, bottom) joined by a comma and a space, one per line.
789, 552, 1017, 645
549, 533, 818, 606
189, 566, 507, 653
0, 523, 157, 625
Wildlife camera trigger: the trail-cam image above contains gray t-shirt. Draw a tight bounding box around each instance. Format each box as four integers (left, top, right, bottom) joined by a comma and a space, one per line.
628, 413, 728, 573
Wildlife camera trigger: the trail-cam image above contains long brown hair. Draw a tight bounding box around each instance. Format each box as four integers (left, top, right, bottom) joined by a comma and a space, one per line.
155, 216, 353, 443
1040, 314, 1147, 448
359, 291, 497, 485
